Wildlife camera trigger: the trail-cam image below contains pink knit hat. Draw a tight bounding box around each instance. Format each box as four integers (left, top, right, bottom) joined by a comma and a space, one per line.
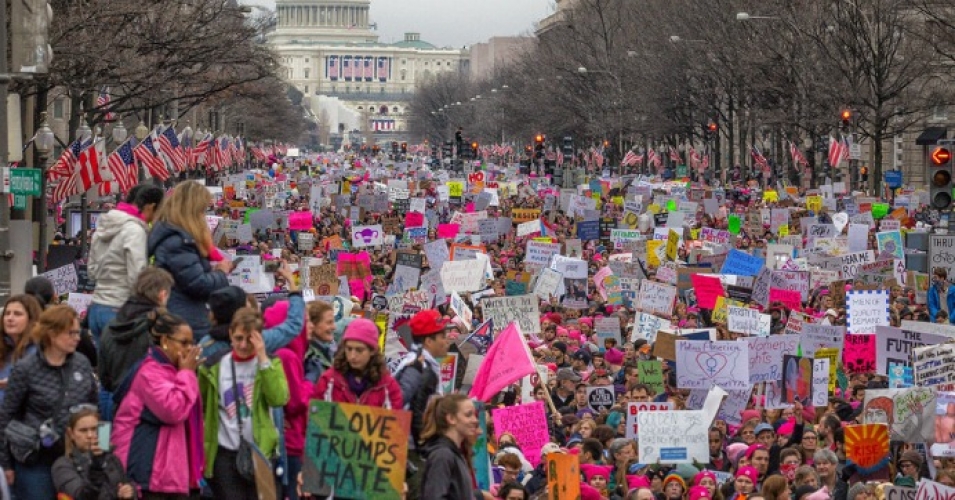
736, 466, 758, 485
605, 348, 624, 365
689, 486, 712, 500
627, 475, 651, 490
341, 318, 381, 350
580, 464, 613, 483
693, 470, 717, 486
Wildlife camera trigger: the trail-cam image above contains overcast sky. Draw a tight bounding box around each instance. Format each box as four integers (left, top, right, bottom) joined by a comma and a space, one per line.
242, 0, 554, 47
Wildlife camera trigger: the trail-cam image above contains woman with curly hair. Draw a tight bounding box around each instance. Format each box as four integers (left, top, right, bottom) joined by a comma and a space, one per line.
311, 318, 402, 409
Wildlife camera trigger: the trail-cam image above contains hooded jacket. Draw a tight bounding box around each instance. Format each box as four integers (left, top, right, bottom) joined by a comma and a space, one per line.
148, 221, 229, 339
51, 450, 130, 500
89, 207, 149, 308
98, 296, 158, 393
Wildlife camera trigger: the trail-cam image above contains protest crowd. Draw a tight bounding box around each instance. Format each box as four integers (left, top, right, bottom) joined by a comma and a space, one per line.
4, 146, 955, 500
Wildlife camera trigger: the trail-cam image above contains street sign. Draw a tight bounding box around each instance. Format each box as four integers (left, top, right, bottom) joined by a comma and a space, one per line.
931, 235, 955, 280
11, 168, 41, 196
885, 170, 903, 189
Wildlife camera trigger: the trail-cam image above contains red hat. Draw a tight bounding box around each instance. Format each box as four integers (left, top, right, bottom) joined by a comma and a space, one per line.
409, 309, 450, 337
580, 464, 612, 483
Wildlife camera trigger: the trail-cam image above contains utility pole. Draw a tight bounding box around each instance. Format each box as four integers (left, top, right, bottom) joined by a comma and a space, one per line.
1, 1, 13, 305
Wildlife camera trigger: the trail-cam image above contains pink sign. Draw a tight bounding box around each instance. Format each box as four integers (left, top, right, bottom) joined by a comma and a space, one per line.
492, 402, 549, 468
690, 274, 725, 310
437, 223, 460, 239
842, 333, 876, 373
405, 212, 425, 228
465, 202, 475, 213
769, 288, 802, 311
288, 211, 313, 231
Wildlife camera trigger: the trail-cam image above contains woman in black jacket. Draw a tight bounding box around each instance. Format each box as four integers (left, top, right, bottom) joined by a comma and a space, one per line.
147, 181, 234, 339
419, 393, 491, 500
51, 406, 135, 499
0, 305, 98, 499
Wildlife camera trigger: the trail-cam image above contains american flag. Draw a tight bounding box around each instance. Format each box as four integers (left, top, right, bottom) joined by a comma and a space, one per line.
647, 148, 661, 170
134, 134, 170, 180
789, 141, 808, 167
751, 146, 771, 171
48, 139, 85, 181
364, 57, 373, 81
193, 133, 213, 166
78, 139, 107, 192
50, 173, 79, 203
342, 56, 352, 81
106, 139, 138, 193
377, 57, 389, 81
701, 154, 709, 170
828, 136, 848, 169
97, 86, 115, 121
669, 147, 682, 164
689, 148, 701, 169
594, 147, 604, 168
328, 56, 339, 81
157, 126, 187, 173
621, 150, 640, 166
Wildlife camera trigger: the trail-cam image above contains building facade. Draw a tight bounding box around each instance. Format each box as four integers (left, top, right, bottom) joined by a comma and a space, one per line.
268, 0, 467, 145
469, 37, 535, 82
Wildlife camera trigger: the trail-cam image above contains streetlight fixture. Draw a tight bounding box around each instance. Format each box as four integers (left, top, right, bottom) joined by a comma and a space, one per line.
135, 120, 149, 141
111, 118, 128, 144
34, 113, 56, 273
35, 113, 55, 155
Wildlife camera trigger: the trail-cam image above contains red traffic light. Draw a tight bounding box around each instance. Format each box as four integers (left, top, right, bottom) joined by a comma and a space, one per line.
535, 134, 544, 143
471, 142, 478, 149
841, 110, 851, 121
932, 147, 952, 165
707, 122, 717, 132
932, 169, 952, 187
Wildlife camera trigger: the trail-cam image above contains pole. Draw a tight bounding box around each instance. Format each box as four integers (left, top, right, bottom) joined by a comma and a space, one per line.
0, 1, 13, 305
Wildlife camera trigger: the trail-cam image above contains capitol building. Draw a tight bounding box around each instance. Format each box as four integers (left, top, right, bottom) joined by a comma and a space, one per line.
268, 0, 467, 147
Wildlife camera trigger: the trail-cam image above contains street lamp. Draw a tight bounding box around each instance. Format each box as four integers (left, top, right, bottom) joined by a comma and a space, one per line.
135, 120, 149, 141
35, 113, 55, 273
112, 118, 128, 144
35, 113, 55, 155
736, 12, 778, 21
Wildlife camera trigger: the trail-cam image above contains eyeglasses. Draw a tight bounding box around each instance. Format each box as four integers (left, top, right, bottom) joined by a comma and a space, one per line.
166, 336, 196, 348
69, 404, 98, 415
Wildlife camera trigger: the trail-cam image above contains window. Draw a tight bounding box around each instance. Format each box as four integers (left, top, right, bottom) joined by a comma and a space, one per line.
304, 68, 310, 79
52, 98, 65, 119
345, 86, 350, 93
305, 58, 309, 63
933, 105, 948, 121
304, 85, 309, 93
400, 69, 406, 81
380, 87, 385, 94
402, 59, 407, 65
393, 106, 399, 113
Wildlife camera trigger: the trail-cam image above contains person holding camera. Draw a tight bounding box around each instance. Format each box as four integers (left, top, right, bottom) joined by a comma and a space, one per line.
52, 405, 136, 499
0, 306, 98, 499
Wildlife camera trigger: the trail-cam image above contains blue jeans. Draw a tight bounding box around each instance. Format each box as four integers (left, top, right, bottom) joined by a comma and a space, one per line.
100, 388, 114, 422
86, 303, 119, 345
284, 455, 302, 500
13, 461, 56, 500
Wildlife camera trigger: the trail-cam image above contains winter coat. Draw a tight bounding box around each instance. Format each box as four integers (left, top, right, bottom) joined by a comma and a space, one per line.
395, 352, 440, 445
312, 366, 403, 410
112, 347, 203, 494
199, 293, 306, 360
0, 350, 98, 469
275, 348, 311, 458
52, 450, 130, 500
419, 435, 482, 500
148, 221, 229, 339
198, 354, 289, 477
98, 296, 157, 393
928, 282, 955, 324
89, 207, 149, 308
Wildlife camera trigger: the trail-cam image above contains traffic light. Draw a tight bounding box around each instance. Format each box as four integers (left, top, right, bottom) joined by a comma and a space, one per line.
401, 142, 408, 154
930, 145, 953, 209
391, 141, 399, 155
471, 142, 479, 158
534, 134, 545, 160
705, 121, 717, 140
562, 136, 574, 164
841, 109, 852, 128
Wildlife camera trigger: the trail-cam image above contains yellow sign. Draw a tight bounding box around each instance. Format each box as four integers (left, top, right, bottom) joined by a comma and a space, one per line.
623, 211, 640, 229
711, 297, 745, 324
665, 229, 680, 261
763, 190, 778, 202
512, 208, 541, 224
778, 224, 789, 237
647, 203, 661, 215
342, 180, 351, 195
806, 195, 822, 213
612, 196, 624, 207
448, 181, 464, 198
646, 240, 663, 268
815, 347, 838, 393
690, 228, 700, 240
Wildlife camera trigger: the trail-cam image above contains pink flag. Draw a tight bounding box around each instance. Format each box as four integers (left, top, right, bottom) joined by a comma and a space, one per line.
468, 322, 536, 402
437, 223, 460, 239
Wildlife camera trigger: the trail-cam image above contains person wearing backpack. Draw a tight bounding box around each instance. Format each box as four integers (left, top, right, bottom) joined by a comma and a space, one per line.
394, 309, 452, 499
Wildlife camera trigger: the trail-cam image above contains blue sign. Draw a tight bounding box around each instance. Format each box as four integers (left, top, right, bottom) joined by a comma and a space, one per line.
660, 448, 688, 461
720, 249, 765, 277
577, 220, 600, 241
885, 170, 903, 189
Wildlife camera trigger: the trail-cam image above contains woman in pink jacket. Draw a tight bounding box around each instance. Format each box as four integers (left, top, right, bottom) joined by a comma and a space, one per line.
312, 318, 403, 409
111, 309, 205, 499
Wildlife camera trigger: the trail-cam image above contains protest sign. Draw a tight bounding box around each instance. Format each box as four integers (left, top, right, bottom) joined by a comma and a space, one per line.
492, 402, 549, 467
351, 224, 384, 248
440, 257, 488, 293
675, 340, 749, 390
525, 241, 561, 267
690, 274, 725, 309
309, 263, 339, 296
636, 410, 708, 464
843, 334, 877, 373
727, 306, 770, 337
533, 268, 563, 300
799, 323, 845, 358
594, 317, 621, 345
811, 358, 831, 406
389, 264, 420, 293
546, 453, 581, 500
587, 386, 615, 412
877, 231, 904, 259
303, 401, 410, 499
439, 353, 458, 394
637, 280, 677, 317
633, 312, 667, 343
745, 335, 801, 383
781, 355, 813, 405
916, 479, 955, 500
844, 424, 890, 471
913, 343, 955, 387
66, 293, 93, 315
41, 264, 78, 295
720, 249, 765, 276
846, 290, 890, 334
625, 402, 672, 439
481, 295, 542, 335
638, 360, 665, 394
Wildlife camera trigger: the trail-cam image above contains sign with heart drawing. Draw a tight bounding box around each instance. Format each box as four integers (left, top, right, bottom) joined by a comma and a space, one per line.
675, 340, 750, 390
